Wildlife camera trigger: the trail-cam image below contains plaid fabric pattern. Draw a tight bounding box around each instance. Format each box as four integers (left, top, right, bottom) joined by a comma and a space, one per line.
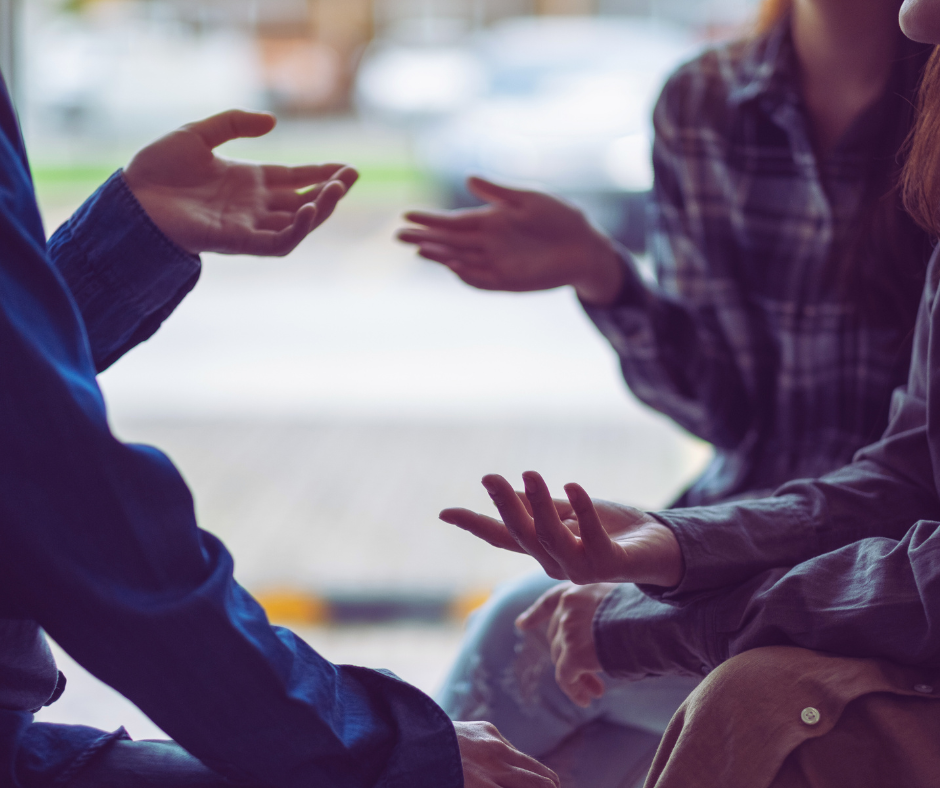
585, 22, 931, 507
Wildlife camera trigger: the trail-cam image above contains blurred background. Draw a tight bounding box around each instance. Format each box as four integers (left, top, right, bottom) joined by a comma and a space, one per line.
0, 0, 758, 739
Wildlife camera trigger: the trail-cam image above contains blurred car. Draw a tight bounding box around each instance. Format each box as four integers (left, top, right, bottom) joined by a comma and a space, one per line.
24, 7, 265, 140
356, 16, 702, 251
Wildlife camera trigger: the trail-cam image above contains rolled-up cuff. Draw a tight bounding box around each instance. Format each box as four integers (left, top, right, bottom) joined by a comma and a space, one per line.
593, 583, 723, 680
47, 171, 201, 372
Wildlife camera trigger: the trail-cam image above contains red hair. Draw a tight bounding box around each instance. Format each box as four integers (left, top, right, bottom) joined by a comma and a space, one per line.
903, 47, 940, 235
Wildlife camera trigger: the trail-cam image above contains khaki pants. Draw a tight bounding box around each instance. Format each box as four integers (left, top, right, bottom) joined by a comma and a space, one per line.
646, 647, 940, 788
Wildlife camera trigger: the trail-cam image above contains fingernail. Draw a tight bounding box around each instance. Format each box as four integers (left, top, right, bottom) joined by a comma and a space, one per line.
522, 475, 536, 494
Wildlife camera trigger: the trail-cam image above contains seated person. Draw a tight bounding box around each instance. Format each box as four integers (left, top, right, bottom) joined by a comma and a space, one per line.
0, 86, 558, 788
400, 0, 931, 782
441, 3, 940, 785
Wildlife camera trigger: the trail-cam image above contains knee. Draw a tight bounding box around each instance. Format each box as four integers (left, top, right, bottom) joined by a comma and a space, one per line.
464, 573, 562, 649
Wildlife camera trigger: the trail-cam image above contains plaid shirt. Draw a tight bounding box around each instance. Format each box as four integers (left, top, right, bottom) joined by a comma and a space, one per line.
586, 21, 931, 507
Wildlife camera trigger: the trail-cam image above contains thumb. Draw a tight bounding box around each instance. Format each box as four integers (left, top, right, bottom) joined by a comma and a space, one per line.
467, 176, 529, 208
188, 109, 277, 149
516, 585, 565, 631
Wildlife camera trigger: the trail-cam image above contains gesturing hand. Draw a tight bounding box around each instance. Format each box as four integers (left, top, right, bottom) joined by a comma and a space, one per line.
123, 110, 359, 257
517, 582, 617, 708
440, 470, 684, 588
397, 176, 624, 305
455, 720, 559, 788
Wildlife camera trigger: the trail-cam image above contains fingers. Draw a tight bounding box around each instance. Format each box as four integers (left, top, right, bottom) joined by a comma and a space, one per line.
264, 163, 354, 189
244, 203, 320, 257
397, 227, 485, 252
516, 491, 534, 517
245, 173, 357, 256
522, 471, 583, 568
308, 178, 352, 228
189, 109, 277, 149
467, 176, 530, 207
415, 244, 488, 269
516, 584, 566, 631
455, 721, 560, 788
266, 166, 359, 213
558, 670, 605, 708
439, 509, 525, 554
403, 207, 486, 232
482, 475, 566, 578
564, 483, 616, 560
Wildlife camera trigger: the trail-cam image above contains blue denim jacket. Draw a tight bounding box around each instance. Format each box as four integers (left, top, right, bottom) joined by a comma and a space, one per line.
0, 78, 462, 788
595, 247, 940, 679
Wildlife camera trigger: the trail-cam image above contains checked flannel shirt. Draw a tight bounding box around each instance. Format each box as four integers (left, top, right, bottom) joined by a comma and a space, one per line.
584, 20, 932, 506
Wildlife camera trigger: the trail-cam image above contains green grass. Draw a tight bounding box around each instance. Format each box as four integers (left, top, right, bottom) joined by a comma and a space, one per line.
31, 160, 434, 213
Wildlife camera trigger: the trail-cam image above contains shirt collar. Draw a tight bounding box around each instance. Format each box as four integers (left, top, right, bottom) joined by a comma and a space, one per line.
726, 16, 798, 109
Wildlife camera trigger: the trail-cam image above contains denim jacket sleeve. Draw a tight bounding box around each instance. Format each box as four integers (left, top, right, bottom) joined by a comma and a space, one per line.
0, 86, 462, 788
46, 170, 201, 373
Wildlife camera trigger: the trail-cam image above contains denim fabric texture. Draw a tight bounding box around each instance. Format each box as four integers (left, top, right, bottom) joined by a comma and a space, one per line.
0, 76, 462, 788
438, 573, 699, 788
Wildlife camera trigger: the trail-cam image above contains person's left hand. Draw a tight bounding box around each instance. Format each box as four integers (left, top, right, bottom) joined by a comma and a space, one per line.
440, 471, 684, 588
516, 582, 617, 707
123, 109, 359, 257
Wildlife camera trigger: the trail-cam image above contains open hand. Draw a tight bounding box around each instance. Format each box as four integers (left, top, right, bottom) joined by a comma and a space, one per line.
440, 471, 684, 587
397, 177, 623, 305
455, 720, 559, 788
517, 582, 616, 708
123, 110, 359, 257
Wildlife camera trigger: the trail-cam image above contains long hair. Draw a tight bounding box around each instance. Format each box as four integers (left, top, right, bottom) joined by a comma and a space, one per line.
902, 46, 940, 236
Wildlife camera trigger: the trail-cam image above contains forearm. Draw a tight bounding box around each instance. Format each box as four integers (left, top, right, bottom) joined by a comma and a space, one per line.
3, 436, 461, 788
719, 523, 940, 665
651, 389, 938, 599
582, 265, 751, 448
47, 171, 200, 372
593, 583, 718, 680
595, 520, 940, 679
1, 189, 459, 788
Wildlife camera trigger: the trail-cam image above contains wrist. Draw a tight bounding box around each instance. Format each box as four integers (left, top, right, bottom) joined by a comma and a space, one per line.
572, 230, 625, 306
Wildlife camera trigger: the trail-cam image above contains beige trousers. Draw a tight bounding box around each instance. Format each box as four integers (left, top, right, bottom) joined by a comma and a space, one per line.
646, 647, 940, 788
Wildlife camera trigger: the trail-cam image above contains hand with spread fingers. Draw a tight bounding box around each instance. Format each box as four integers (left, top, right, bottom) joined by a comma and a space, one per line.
440, 470, 684, 588
397, 176, 624, 305
517, 582, 617, 708
123, 109, 359, 257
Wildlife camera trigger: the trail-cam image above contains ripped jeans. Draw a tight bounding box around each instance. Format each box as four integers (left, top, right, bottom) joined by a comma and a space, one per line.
437, 573, 701, 788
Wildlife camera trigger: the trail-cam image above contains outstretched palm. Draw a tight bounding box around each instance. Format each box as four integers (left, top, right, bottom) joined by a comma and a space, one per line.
124, 110, 358, 257
440, 470, 684, 588
397, 177, 622, 303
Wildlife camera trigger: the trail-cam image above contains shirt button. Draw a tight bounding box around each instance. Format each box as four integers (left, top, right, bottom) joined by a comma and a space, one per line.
800, 707, 821, 725
914, 684, 934, 694
700, 665, 709, 676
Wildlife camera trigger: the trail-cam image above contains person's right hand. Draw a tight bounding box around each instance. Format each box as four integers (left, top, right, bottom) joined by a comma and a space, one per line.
516, 582, 617, 708
397, 176, 624, 305
454, 720, 560, 788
